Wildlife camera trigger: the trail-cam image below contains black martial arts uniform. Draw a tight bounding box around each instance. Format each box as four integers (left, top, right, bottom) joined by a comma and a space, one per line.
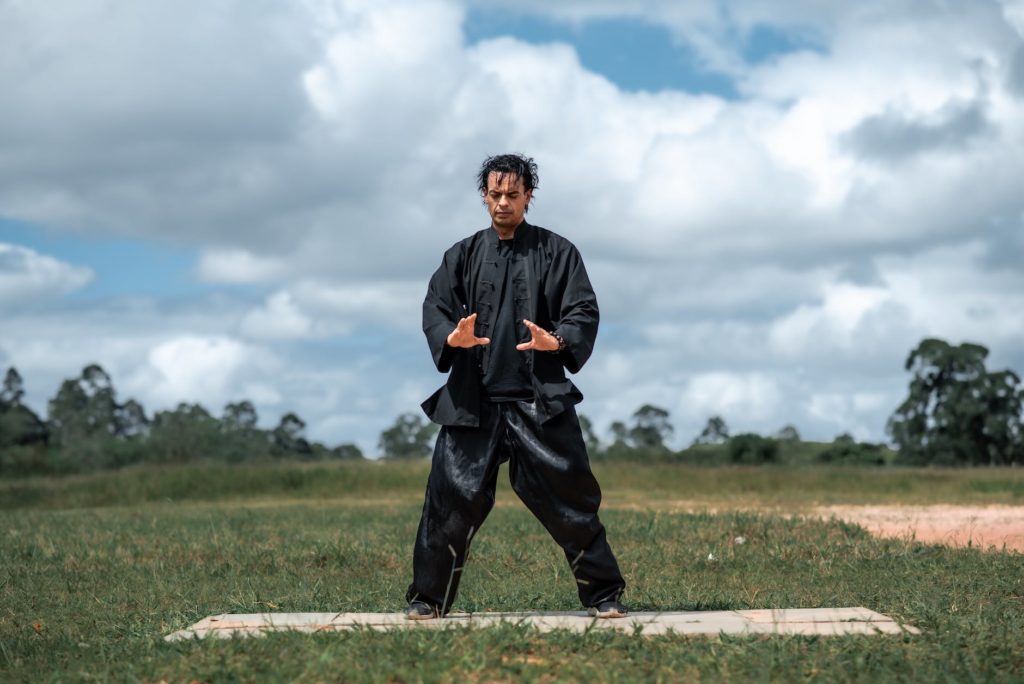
406, 221, 626, 614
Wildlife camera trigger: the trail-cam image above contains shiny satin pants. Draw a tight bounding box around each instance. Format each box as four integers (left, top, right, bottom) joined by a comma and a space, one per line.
405, 400, 626, 613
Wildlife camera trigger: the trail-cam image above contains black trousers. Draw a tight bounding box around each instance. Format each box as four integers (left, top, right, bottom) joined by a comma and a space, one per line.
405, 400, 626, 613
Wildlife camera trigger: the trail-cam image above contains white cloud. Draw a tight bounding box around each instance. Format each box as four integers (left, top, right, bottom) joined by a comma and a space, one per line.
123, 335, 278, 411
2, 0, 1024, 451
0, 243, 93, 305
241, 291, 315, 339
1005, 0, 1024, 35
768, 282, 894, 358
806, 390, 895, 441
198, 249, 289, 284
681, 371, 784, 423
238, 280, 423, 340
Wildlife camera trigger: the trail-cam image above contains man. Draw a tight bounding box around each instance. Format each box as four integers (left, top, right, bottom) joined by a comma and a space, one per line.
405, 153, 627, 620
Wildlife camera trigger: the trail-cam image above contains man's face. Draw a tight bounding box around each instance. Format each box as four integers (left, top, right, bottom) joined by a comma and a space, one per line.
483, 172, 532, 232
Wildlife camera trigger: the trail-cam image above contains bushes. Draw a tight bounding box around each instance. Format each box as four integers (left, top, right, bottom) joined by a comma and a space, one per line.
818, 433, 887, 466
727, 433, 779, 464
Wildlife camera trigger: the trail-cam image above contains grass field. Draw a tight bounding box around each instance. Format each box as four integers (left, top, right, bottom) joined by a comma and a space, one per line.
2, 461, 1023, 682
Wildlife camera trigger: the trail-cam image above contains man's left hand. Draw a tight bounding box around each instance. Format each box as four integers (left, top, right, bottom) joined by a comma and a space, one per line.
516, 319, 560, 352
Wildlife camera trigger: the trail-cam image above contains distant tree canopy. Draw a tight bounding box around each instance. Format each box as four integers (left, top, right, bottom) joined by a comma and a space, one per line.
629, 404, 673, 449
693, 416, 730, 446
378, 412, 438, 459
578, 413, 600, 454
7, 334, 1023, 477
0, 368, 47, 450
603, 404, 674, 458
2, 368, 26, 406
887, 338, 1024, 465
0, 364, 363, 477
273, 412, 313, 457
775, 425, 801, 442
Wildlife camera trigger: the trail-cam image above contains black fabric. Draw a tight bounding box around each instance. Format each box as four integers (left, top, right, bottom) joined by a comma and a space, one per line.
405, 400, 626, 613
420, 222, 599, 427
481, 238, 533, 401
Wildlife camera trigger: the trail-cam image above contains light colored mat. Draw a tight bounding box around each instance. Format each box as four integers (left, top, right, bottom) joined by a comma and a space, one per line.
165, 607, 919, 641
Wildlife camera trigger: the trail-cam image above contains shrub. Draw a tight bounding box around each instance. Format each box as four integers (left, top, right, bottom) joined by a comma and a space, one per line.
818, 433, 887, 466
727, 434, 778, 464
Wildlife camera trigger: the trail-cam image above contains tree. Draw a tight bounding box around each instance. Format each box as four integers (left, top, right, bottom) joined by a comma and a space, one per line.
44, 364, 151, 471
609, 421, 629, 446
887, 338, 1024, 465
148, 403, 222, 463
48, 367, 108, 444
273, 412, 312, 457
1, 367, 25, 407
693, 415, 730, 446
0, 366, 49, 474
222, 401, 258, 432
0, 367, 47, 450
216, 400, 267, 462
47, 364, 131, 444
578, 413, 600, 454
775, 425, 801, 442
0, 404, 48, 448
602, 420, 631, 459
378, 412, 438, 459
115, 399, 150, 438
628, 404, 673, 450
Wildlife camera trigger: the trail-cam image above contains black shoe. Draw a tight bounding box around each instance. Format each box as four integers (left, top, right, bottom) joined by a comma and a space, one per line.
406, 600, 441, 620
588, 600, 629, 619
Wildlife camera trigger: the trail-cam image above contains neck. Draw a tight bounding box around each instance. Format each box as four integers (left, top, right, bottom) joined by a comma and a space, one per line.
491, 220, 523, 241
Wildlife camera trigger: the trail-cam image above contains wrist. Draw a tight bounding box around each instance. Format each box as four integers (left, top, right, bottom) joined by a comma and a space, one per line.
548, 331, 566, 353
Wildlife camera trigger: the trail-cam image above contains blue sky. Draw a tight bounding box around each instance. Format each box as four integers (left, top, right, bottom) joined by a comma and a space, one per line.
464, 11, 740, 97
2, 0, 1023, 455
1, 218, 212, 301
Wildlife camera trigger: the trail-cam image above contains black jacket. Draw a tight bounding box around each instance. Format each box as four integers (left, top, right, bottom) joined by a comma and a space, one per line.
421, 222, 599, 427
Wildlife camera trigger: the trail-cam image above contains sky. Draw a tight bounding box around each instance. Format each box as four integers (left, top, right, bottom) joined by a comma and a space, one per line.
2, 0, 1023, 455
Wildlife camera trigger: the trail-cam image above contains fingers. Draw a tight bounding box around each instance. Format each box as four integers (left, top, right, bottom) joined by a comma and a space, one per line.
518, 320, 539, 350
448, 313, 490, 348
519, 318, 558, 352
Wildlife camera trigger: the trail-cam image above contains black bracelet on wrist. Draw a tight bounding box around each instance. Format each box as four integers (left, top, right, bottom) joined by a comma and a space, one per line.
549, 331, 567, 353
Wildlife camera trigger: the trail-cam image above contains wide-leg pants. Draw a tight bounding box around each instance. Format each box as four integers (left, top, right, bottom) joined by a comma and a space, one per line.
405, 400, 626, 613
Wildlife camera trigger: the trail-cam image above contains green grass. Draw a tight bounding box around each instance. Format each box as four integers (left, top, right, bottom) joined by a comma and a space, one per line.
2, 462, 1023, 682
3, 459, 1023, 511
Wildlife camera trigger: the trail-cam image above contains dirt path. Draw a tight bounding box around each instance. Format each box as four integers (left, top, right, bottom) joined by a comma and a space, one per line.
812, 505, 1024, 552
604, 499, 1024, 552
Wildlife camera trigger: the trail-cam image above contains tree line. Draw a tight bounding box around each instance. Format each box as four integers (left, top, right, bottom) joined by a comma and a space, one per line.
0, 364, 363, 476
377, 338, 1024, 466
2, 337, 1021, 475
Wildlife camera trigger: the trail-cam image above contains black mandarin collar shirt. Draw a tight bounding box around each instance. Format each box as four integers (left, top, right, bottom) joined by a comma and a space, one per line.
421, 221, 599, 427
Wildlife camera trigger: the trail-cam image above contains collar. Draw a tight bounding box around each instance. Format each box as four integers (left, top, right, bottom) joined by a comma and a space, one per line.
484, 220, 532, 247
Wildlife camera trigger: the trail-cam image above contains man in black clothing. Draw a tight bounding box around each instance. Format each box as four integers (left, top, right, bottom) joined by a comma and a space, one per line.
405, 153, 627, 620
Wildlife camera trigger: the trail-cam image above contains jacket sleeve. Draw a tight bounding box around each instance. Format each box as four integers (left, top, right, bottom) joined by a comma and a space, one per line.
422, 246, 466, 373
549, 244, 599, 374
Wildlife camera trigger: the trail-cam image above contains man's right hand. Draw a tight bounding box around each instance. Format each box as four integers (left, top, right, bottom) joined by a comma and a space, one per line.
446, 313, 491, 348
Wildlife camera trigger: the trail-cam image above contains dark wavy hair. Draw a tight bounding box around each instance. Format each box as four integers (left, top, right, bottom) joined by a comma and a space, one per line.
476, 153, 539, 197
